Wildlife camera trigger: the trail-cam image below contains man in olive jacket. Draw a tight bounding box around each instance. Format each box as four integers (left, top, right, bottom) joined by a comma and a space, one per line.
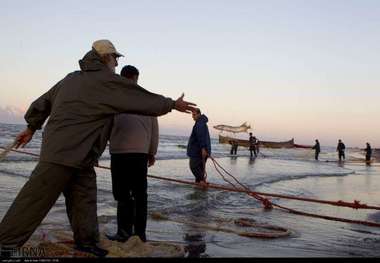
0, 40, 196, 257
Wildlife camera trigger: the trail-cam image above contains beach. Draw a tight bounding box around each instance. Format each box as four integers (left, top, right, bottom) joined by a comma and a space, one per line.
1, 123, 380, 257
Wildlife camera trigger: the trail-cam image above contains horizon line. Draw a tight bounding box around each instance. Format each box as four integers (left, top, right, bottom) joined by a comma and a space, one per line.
0, 121, 375, 149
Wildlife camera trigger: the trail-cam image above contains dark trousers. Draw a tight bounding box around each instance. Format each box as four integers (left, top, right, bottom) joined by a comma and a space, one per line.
230, 145, 238, 155
338, 151, 345, 161
0, 162, 99, 248
110, 153, 148, 241
315, 151, 320, 160
189, 157, 207, 183
250, 146, 257, 157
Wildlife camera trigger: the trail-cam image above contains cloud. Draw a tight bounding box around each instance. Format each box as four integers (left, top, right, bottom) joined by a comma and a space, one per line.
0, 106, 25, 124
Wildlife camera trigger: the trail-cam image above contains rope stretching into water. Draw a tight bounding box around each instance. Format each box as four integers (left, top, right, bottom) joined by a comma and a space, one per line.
208, 156, 380, 228
2, 147, 380, 210
0, 141, 17, 161
1, 147, 380, 228
210, 156, 273, 209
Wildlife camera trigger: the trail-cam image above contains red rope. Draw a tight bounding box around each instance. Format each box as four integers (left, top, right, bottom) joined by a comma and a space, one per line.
210, 157, 273, 209
3, 147, 380, 210
208, 157, 380, 228
147, 173, 380, 226
2, 147, 380, 228
3, 148, 40, 157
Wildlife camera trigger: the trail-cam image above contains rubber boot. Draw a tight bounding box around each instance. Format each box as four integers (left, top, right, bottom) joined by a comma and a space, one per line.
106, 201, 132, 243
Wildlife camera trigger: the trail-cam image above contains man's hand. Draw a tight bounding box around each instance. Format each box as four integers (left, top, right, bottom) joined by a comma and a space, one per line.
148, 155, 156, 167
174, 93, 197, 114
15, 127, 35, 149
201, 148, 208, 159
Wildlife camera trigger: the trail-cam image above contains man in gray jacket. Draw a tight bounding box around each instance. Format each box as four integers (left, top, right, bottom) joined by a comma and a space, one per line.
107, 65, 158, 243
0, 40, 196, 257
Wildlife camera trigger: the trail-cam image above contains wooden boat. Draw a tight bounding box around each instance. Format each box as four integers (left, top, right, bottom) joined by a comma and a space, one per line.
219, 135, 295, 149
260, 138, 295, 148
294, 144, 313, 149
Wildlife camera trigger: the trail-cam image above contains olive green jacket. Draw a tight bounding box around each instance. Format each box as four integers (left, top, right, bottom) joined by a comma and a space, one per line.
25, 49, 174, 168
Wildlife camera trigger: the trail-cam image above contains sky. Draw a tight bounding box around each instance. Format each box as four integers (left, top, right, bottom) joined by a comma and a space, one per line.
0, 0, 379, 147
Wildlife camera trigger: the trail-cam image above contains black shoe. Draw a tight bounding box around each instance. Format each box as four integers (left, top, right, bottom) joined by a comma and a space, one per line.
105, 233, 130, 243
74, 244, 108, 258
137, 233, 147, 242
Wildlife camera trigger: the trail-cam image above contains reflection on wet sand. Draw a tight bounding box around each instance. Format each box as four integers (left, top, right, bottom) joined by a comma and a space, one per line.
182, 189, 208, 258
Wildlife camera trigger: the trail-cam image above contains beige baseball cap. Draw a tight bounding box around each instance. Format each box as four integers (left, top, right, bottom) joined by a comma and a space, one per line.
92, 39, 124, 57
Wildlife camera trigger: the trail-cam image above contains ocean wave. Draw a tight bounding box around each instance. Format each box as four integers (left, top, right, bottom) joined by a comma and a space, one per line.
0, 156, 39, 162
0, 168, 30, 178
252, 170, 355, 188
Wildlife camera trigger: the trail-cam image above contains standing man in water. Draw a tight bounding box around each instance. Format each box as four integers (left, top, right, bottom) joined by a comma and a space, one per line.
312, 139, 321, 161
0, 40, 196, 258
230, 140, 238, 155
337, 139, 346, 162
106, 65, 158, 243
249, 133, 257, 158
229, 140, 234, 155
365, 142, 372, 164
187, 108, 211, 186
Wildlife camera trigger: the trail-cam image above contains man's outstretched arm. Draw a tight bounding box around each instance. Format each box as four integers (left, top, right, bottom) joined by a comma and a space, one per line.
104, 76, 196, 116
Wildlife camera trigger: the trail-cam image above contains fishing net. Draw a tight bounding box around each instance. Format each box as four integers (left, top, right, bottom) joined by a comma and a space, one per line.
150, 212, 290, 239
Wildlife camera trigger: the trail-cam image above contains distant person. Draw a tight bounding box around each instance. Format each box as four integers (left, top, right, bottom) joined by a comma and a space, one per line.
230, 140, 238, 155
106, 65, 158, 243
234, 141, 239, 155
249, 133, 257, 158
229, 140, 235, 155
337, 139, 346, 161
187, 108, 211, 185
312, 139, 321, 160
365, 142, 372, 163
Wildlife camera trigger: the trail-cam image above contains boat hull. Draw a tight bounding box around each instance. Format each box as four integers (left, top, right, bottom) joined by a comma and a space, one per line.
219, 135, 295, 149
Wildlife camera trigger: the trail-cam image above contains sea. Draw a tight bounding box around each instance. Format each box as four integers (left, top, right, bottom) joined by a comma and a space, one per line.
0, 122, 380, 257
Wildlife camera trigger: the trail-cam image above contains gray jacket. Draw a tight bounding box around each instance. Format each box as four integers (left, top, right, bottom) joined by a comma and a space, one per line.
109, 114, 159, 155
25, 49, 174, 168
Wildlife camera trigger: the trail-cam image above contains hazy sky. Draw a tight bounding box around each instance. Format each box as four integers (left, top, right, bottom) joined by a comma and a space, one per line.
1, 0, 379, 146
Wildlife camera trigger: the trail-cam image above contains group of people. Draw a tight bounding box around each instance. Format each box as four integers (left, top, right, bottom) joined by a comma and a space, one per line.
227, 136, 373, 163
228, 133, 259, 158
0, 39, 376, 258
312, 139, 373, 162
229, 140, 239, 155
106, 67, 212, 243
0, 40, 205, 258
